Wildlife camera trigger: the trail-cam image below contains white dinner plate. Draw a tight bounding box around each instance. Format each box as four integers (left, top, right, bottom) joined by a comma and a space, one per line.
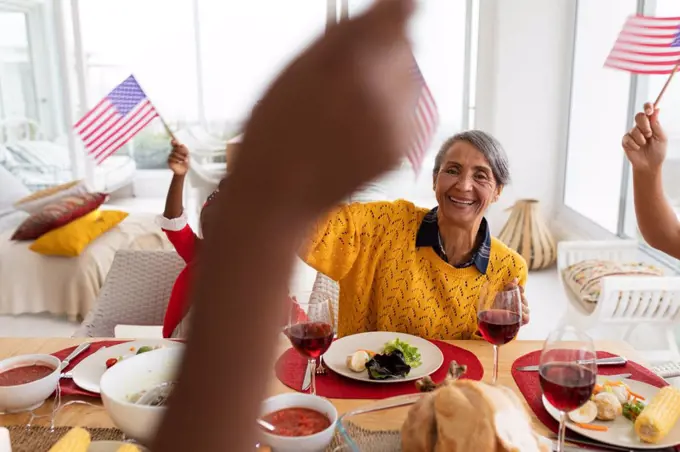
323, 332, 443, 383
88, 441, 149, 451
542, 376, 680, 449
72, 339, 183, 394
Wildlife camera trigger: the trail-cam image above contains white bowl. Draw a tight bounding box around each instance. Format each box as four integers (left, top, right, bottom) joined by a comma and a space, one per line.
0, 354, 61, 413
100, 347, 183, 445
260, 393, 338, 452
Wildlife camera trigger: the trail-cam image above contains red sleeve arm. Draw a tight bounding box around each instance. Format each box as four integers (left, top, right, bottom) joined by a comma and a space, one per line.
163, 225, 199, 263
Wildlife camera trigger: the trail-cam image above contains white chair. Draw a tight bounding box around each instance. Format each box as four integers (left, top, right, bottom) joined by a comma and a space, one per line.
74, 250, 185, 338
310, 272, 340, 331
558, 240, 680, 363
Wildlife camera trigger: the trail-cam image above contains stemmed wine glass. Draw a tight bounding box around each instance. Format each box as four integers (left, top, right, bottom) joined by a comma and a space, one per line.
284, 291, 335, 396
539, 326, 597, 452
477, 286, 522, 384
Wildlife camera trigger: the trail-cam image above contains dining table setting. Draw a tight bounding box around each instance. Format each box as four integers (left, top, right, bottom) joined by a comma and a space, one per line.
0, 291, 678, 451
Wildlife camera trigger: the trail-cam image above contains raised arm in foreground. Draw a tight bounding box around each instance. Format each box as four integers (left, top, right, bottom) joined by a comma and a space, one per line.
153, 1, 418, 451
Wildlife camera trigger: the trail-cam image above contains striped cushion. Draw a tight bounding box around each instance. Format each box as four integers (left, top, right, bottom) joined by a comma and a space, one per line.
563, 259, 664, 304
11, 192, 108, 241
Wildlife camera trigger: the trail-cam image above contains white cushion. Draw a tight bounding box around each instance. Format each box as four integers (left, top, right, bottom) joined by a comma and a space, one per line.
0, 165, 30, 211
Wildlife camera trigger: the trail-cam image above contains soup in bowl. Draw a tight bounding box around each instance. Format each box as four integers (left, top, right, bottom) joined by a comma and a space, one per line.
100, 346, 183, 445
0, 354, 61, 413
260, 393, 338, 452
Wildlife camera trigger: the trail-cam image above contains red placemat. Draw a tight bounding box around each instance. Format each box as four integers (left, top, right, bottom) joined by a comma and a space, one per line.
52, 340, 128, 398
512, 350, 676, 449
276, 340, 483, 399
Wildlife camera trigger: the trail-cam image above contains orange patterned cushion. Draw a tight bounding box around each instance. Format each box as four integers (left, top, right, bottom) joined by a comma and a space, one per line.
11, 192, 108, 241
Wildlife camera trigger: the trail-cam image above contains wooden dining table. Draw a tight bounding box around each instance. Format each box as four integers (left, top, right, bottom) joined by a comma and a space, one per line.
0, 337, 645, 440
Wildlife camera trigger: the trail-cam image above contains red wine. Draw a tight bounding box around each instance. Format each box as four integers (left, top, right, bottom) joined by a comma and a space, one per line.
477, 309, 521, 345
539, 363, 596, 411
284, 322, 334, 359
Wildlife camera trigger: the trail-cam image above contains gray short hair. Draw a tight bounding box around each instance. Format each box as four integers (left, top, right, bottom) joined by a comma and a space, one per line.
432, 130, 510, 186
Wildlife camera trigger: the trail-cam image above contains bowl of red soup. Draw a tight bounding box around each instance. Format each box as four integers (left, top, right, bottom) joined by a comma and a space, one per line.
260, 393, 338, 452
0, 354, 60, 413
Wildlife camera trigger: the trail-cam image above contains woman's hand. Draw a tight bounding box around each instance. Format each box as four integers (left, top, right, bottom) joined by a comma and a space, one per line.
622, 102, 667, 174
168, 139, 190, 176
503, 278, 529, 325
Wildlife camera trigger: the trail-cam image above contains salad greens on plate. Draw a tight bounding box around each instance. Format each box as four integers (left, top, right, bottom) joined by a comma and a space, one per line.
383, 338, 422, 368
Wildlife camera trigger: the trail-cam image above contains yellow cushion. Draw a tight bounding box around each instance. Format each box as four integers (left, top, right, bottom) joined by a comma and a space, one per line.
30, 209, 128, 257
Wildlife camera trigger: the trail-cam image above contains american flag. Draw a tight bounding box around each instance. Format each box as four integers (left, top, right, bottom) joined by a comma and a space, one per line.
605, 15, 680, 75
74, 75, 159, 165
409, 61, 438, 174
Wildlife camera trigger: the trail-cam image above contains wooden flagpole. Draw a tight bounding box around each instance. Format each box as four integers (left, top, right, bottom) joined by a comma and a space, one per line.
158, 115, 177, 142
654, 62, 680, 108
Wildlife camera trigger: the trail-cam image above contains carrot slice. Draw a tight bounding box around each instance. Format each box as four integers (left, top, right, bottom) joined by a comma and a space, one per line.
575, 423, 608, 432
627, 389, 645, 401
593, 384, 603, 394
604, 380, 624, 386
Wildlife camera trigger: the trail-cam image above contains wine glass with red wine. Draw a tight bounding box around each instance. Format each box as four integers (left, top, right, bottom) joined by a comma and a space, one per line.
284, 291, 334, 396
539, 326, 597, 452
477, 286, 522, 384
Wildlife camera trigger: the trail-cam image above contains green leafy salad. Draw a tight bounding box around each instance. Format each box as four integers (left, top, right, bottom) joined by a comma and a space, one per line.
383, 338, 422, 368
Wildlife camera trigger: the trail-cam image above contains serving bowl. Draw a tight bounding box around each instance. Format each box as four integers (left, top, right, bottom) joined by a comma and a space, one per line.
100, 346, 183, 445
260, 393, 338, 452
0, 354, 61, 413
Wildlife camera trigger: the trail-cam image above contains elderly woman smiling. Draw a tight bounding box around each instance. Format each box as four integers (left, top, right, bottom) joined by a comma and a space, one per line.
301, 130, 529, 340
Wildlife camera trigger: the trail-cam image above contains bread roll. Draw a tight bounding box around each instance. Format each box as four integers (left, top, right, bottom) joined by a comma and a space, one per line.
401, 380, 548, 452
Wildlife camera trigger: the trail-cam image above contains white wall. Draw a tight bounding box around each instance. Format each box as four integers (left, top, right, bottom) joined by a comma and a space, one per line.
475, 0, 576, 236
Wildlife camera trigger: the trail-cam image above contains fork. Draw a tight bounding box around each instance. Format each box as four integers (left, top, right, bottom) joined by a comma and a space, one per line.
316, 356, 327, 375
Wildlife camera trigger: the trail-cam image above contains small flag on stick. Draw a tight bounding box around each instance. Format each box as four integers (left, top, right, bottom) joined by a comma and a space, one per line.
408, 60, 439, 174
605, 15, 680, 106
74, 75, 168, 165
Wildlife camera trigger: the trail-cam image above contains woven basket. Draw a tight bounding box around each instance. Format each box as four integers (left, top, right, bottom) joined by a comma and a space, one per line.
498, 199, 556, 270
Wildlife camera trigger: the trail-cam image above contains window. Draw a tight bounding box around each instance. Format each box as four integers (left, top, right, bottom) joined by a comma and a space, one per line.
197, 1, 327, 136
563, 0, 636, 234
349, 0, 477, 203
563, 0, 680, 270
44, 0, 476, 184
0, 11, 38, 122
76, 0, 199, 169
621, 0, 680, 267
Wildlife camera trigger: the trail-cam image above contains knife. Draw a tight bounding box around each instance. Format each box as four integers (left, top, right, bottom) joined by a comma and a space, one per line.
560, 443, 633, 452
301, 361, 313, 391
516, 356, 627, 372
60, 342, 91, 371
556, 437, 651, 452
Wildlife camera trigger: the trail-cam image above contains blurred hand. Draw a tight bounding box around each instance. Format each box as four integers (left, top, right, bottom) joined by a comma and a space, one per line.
168, 139, 190, 176
235, 0, 419, 213
622, 102, 667, 174
503, 278, 529, 325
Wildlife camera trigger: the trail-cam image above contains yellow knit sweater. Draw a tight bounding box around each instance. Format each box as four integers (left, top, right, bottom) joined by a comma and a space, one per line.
302, 200, 528, 340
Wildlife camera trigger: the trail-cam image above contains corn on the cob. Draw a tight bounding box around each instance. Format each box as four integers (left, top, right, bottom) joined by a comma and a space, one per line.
116, 444, 141, 452
48, 427, 90, 452
634, 386, 680, 443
